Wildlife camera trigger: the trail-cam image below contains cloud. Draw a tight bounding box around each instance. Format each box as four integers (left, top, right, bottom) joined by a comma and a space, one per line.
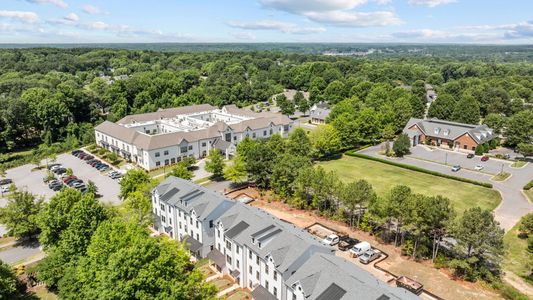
260, 0, 367, 13
231, 32, 257, 40
25, 0, 68, 9
0, 10, 39, 23
374, 0, 392, 4
304, 10, 401, 27
82, 4, 101, 14
259, 0, 401, 27
63, 13, 79, 22
408, 0, 456, 7
227, 20, 326, 34
86, 21, 108, 30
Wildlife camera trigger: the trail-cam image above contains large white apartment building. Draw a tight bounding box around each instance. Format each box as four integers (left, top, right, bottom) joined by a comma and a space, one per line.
153, 177, 419, 300
94, 104, 294, 170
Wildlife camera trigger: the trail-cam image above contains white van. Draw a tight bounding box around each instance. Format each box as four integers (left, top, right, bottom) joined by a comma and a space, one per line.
349, 241, 371, 257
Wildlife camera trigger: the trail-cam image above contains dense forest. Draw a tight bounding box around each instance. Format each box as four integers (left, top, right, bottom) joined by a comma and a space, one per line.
0, 46, 532, 155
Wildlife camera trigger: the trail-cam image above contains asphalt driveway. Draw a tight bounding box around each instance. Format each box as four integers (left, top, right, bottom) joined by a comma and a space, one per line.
359, 144, 533, 231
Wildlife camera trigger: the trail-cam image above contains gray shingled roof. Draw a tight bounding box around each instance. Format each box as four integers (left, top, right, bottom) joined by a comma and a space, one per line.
287, 254, 419, 300
403, 118, 494, 144
310, 107, 331, 121
118, 104, 215, 125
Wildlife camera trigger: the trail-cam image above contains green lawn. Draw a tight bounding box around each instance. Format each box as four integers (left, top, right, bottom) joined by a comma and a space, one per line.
492, 172, 511, 181
525, 189, 533, 203
511, 161, 528, 168
502, 221, 532, 285
318, 155, 501, 214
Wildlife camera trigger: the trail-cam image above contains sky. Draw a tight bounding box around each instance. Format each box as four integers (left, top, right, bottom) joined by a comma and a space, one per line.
0, 0, 532, 44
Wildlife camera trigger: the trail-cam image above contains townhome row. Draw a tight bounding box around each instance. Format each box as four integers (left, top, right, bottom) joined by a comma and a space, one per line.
94, 104, 294, 170
152, 177, 419, 300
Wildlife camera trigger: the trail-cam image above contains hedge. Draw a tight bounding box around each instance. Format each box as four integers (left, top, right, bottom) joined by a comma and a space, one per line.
524, 179, 533, 190
345, 151, 493, 188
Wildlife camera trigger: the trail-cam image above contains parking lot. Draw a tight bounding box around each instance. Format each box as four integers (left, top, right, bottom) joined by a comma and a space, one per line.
2, 152, 121, 205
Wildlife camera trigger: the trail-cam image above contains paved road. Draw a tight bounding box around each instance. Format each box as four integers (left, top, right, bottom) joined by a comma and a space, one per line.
0, 240, 42, 265
359, 144, 533, 231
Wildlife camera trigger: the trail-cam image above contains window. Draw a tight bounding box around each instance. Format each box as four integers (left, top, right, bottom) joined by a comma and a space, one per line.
164, 150, 169, 155
263, 130, 267, 136
171, 158, 176, 164
249, 266, 252, 274
236, 246, 240, 254
169, 218, 172, 225
164, 159, 169, 165
249, 281, 253, 288
180, 146, 188, 153
188, 145, 193, 150
155, 152, 160, 157
284, 125, 289, 131
265, 281, 269, 290
265, 265, 269, 275
179, 222, 182, 229
233, 136, 237, 141
273, 287, 277, 297
256, 256, 259, 265
236, 260, 240, 268
249, 250, 253, 259
292, 293, 297, 300
162, 216, 166, 222
156, 161, 161, 167
226, 240, 231, 249
269, 129, 273, 135
226, 255, 232, 264
202, 142, 206, 147
217, 228, 220, 238
160, 204, 165, 210
256, 271, 259, 280
273, 271, 277, 280
209, 220, 214, 228
190, 217, 193, 225
196, 220, 199, 229
196, 233, 199, 240
252, 133, 256, 138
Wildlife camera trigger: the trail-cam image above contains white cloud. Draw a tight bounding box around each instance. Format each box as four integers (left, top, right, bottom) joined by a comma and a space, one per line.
408, 0, 456, 7
260, 0, 367, 13
82, 4, 101, 14
304, 10, 401, 27
227, 20, 326, 34
374, 0, 392, 4
259, 0, 401, 28
64, 13, 79, 22
0, 10, 39, 23
86, 21, 108, 30
26, 0, 68, 9
231, 32, 257, 40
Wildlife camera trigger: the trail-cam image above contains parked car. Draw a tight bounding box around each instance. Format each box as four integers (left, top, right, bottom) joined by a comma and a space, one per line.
504, 154, 511, 159
322, 234, 340, 246
48, 180, 60, 187
451, 165, 461, 172
71, 150, 82, 155
338, 236, 359, 251
64, 177, 77, 184
47, 163, 61, 170
467, 153, 474, 159
72, 182, 85, 189
82, 155, 94, 161
481, 156, 489, 162
51, 184, 63, 191
91, 161, 100, 167
68, 180, 82, 187
86, 159, 97, 164
0, 178, 12, 185
54, 168, 67, 175
1, 186, 10, 193
350, 241, 371, 257
474, 165, 484, 171
50, 165, 62, 171
359, 249, 381, 264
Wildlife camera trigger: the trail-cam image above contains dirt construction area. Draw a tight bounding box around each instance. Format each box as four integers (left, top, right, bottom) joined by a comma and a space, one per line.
226, 188, 502, 300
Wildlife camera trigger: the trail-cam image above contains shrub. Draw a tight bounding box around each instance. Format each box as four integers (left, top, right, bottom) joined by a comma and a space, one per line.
524, 179, 533, 190
475, 144, 484, 155
344, 151, 493, 188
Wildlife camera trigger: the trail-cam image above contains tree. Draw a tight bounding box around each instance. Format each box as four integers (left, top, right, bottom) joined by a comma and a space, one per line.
0, 261, 17, 299
59, 218, 216, 299
393, 134, 411, 157
295, 92, 309, 114
223, 155, 248, 184
483, 113, 506, 135
286, 128, 312, 157
205, 149, 225, 179
119, 169, 152, 199
309, 124, 341, 158
428, 94, 456, 120
451, 207, 504, 281
0, 189, 43, 238
270, 154, 311, 196
451, 96, 480, 124
242, 139, 276, 189
425, 196, 455, 261
124, 190, 153, 226
168, 162, 193, 180
86, 180, 98, 196
506, 110, 533, 147
339, 180, 376, 228
517, 143, 533, 158
519, 213, 533, 236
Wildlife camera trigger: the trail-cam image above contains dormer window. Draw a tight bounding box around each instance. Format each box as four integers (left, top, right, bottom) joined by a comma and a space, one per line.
434, 127, 441, 134
443, 129, 450, 136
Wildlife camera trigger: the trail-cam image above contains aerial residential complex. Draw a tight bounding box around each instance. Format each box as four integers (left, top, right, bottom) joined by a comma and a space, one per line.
94, 104, 294, 170
152, 177, 419, 300
403, 118, 494, 150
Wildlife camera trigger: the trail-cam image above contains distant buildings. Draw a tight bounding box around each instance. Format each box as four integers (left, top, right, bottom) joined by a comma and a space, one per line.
152, 177, 419, 300
309, 102, 331, 124
94, 104, 293, 170
404, 118, 494, 151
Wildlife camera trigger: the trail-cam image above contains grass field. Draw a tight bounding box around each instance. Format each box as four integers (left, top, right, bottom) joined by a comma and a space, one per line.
318, 155, 501, 214
502, 221, 532, 285
511, 161, 528, 168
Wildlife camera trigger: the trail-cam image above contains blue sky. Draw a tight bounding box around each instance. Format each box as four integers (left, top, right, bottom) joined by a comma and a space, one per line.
1, 0, 532, 43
